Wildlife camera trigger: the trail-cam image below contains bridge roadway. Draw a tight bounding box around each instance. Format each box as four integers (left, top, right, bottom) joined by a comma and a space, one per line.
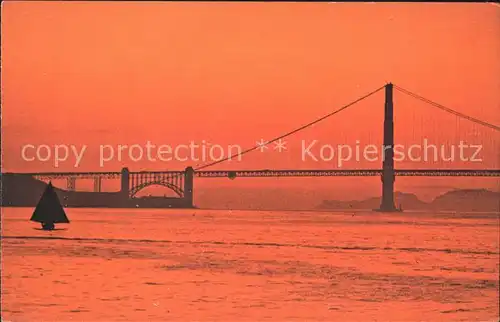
6, 169, 500, 179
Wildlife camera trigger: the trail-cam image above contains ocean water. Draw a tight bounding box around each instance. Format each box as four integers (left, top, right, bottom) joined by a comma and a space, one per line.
1, 208, 499, 321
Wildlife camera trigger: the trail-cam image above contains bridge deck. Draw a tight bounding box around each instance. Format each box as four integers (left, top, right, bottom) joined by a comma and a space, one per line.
3, 169, 499, 179
196, 169, 500, 177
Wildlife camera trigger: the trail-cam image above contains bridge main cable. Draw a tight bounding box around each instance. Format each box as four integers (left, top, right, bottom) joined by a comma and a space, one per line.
195, 84, 386, 171
393, 84, 500, 131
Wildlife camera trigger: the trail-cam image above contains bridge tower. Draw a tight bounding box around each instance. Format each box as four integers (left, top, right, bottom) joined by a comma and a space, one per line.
379, 83, 397, 212
184, 166, 194, 208
120, 167, 130, 198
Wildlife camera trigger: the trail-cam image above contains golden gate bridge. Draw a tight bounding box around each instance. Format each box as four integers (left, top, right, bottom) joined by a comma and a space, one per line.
3, 83, 500, 211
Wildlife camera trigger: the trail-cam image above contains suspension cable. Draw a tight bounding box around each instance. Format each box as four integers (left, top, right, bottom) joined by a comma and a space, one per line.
394, 85, 500, 131
195, 84, 386, 170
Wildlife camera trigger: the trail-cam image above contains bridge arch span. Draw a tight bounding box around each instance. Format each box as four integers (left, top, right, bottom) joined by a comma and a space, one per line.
129, 180, 184, 198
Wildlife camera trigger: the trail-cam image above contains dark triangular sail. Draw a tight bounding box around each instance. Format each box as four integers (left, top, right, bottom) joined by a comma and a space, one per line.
30, 182, 69, 224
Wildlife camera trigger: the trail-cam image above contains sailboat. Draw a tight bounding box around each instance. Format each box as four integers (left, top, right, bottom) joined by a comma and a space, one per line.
30, 181, 70, 230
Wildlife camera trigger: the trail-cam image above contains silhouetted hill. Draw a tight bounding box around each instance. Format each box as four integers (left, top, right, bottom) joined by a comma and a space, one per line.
317, 189, 500, 212
430, 189, 500, 212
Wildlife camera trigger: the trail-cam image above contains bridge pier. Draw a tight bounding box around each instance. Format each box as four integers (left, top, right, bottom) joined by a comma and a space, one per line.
121, 168, 130, 199
67, 177, 76, 191
379, 83, 398, 212
93, 177, 102, 192
184, 166, 194, 208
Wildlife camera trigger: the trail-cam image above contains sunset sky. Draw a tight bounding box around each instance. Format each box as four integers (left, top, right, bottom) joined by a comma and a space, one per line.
1, 2, 499, 199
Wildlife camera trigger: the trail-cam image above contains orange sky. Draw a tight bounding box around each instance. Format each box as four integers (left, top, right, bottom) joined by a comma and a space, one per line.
1, 2, 499, 198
